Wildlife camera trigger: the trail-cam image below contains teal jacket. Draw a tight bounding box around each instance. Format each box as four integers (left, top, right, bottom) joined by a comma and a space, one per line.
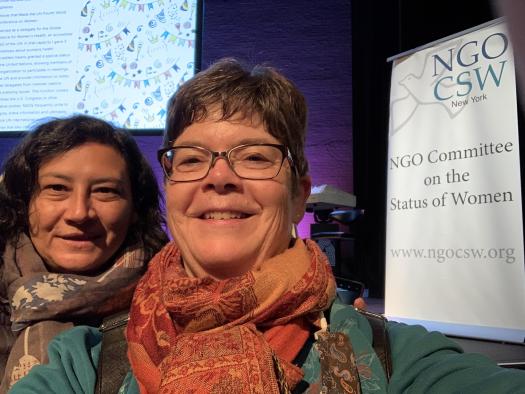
9, 301, 525, 393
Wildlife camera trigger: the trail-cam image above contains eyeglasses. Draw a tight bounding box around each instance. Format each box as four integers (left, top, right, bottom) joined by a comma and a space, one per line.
157, 143, 295, 182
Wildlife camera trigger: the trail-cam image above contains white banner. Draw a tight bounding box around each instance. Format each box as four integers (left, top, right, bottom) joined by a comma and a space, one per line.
385, 20, 525, 343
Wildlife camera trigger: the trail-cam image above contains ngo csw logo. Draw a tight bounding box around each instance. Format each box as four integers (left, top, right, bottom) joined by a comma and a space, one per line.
390, 26, 510, 135
432, 32, 509, 100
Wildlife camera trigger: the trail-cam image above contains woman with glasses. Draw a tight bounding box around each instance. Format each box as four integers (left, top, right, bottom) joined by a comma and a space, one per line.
0, 115, 168, 391
11, 60, 525, 393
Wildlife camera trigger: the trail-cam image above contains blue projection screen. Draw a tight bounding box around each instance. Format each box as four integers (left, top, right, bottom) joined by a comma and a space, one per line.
0, 0, 201, 133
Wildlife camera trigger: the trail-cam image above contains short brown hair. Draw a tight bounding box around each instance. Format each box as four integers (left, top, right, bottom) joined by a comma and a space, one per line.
163, 58, 309, 180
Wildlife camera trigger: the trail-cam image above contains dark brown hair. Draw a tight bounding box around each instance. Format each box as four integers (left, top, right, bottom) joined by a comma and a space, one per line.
0, 115, 168, 260
163, 58, 309, 181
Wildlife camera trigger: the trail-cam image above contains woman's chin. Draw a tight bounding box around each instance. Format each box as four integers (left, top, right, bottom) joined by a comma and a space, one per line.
45, 255, 105, 274
189, 247, 256, 279
178, 222, 290, 278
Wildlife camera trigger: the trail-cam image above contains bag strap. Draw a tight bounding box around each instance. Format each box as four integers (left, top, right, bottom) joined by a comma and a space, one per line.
95, 310, 130, 394
356, 308, 393, 381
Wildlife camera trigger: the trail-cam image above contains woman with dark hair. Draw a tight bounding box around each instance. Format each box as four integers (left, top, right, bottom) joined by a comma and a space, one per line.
0, 115, 168, 390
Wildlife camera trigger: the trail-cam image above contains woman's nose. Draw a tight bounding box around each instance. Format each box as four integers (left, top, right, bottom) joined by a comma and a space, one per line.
63, 193, 94, 223
204, 156, 242, 192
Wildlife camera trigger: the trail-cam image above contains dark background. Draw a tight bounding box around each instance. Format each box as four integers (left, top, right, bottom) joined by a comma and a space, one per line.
0, 1, 500, 297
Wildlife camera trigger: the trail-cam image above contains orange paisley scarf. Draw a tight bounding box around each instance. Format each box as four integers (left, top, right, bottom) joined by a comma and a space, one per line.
127, 238, 336, 393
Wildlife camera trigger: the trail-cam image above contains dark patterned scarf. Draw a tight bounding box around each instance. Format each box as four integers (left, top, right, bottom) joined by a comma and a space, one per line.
0, 234, 146, 390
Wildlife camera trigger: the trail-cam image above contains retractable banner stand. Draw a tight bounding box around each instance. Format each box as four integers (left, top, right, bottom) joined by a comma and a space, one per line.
385, 19, 525, 343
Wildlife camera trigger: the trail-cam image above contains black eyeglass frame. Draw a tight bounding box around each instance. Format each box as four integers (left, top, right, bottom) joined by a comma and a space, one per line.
157, 143, 296, 182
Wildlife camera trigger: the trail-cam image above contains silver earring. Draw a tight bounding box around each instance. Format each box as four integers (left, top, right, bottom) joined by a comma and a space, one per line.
291, 223, 298, 238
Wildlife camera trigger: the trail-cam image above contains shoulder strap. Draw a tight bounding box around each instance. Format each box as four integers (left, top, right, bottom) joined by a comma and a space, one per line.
356, 309, 392, 381
95, 310, 130, 394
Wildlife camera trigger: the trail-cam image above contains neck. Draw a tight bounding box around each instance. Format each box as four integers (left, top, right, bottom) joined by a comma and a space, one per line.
182, 258, 250, 280
180, 236, 296, 280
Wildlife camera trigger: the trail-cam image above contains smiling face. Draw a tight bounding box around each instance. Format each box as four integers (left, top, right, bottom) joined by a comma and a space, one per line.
165, 114, 311, 279
28, 142, 134, 273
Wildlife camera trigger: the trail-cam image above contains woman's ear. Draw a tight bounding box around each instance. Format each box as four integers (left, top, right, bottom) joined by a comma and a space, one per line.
292, 175, 311, 224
